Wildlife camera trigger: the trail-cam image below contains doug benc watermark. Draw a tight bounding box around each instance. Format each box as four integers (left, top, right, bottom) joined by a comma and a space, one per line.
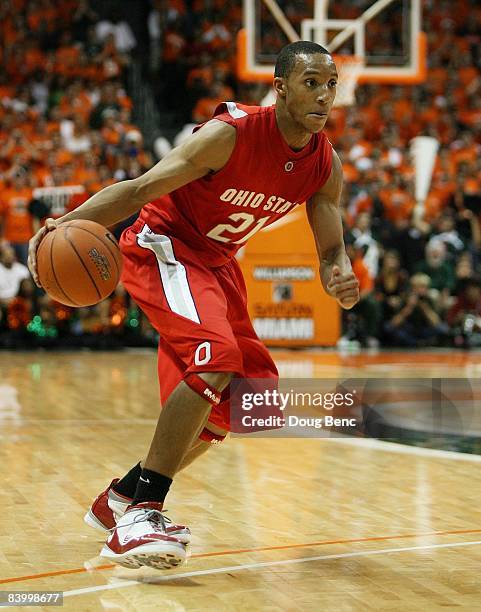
230, 378, 361, 437
229, 378, 481, 439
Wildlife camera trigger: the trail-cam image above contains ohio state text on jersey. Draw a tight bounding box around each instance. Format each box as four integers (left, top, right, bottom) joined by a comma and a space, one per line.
138, 102, 333, 267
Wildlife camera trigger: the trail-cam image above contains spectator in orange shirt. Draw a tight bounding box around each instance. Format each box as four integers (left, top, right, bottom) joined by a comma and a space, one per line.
26, 0, 58, 34
391, 86, 413, 121
117, 108, 137, 137
55, 32, 81, 74
187, 53, 214, 89
101, 110, 122, 147
379, 176, 415, 224
23, 39, 45, 75
73, 152, 100, 192
452, 132, 479, 167
459, 97, 481, 129
434, 148, 457, 178
88, 164, 116, 194
426, 55, 448, 96
30, 117, 52, 153
192, 82, 224, 123
49, 132, 74, 166
98, 33, 128, 80
46, 106, 62, 136
0, 128, 40, 166
73, 50, 103, 82
423, 188, 448, 223
0, 172, 34, 264
58, 81, 93, 121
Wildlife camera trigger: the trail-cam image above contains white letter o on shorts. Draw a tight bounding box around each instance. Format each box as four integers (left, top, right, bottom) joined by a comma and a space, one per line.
194, 342, 212, 366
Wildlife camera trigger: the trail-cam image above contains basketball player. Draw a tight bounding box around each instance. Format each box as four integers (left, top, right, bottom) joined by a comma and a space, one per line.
28, 41, 360, 570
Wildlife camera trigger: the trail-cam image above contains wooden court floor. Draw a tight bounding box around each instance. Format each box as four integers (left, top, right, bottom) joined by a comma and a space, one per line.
2, 349, 481, 610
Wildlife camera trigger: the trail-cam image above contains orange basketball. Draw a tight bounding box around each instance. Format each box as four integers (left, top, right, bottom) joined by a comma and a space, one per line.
37, 220, 123, 307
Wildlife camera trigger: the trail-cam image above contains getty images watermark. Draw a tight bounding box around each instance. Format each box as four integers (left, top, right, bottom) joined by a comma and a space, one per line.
229, 378, 481, 439
230, 378, 362, 437
240, 387, 358, 430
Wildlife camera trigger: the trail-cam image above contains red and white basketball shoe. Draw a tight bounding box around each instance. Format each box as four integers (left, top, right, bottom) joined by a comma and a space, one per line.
100, 502, 187, 569
84, 479, 131, 532
84, 479, 191, 544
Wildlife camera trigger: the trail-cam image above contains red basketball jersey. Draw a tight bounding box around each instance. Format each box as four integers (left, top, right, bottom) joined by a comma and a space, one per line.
138, 102, 333, 267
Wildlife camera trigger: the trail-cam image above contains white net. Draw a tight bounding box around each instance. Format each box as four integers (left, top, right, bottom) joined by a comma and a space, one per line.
258, 54, 364, 108
332, 55, 364, 107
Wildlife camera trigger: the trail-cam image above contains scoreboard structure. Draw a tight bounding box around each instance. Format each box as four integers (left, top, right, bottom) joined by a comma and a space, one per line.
238, 208, 340, 347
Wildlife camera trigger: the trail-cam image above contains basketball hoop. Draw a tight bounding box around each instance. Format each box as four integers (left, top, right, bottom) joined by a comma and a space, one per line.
332, 55, 364, 107
237, 30, 364, 107
238, 0, 427, 91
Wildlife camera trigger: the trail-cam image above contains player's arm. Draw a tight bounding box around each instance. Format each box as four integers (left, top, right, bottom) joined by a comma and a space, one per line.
59, 119, 235, 226
28, 120, 236, 284
306, 150, 360, 309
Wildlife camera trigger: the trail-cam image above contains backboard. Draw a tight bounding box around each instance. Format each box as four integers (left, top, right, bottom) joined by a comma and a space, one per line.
237, 0, 426, 87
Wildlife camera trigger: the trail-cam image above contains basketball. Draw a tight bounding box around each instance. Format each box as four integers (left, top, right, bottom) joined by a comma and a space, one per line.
37, 220, 123, 307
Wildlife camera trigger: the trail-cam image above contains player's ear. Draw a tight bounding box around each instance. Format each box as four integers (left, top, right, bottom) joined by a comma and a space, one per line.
273, 77, 286, 97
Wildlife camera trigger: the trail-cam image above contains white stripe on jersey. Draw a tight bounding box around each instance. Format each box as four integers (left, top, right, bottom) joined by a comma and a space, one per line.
225, 101, 248, 119
136, 224, 200, 323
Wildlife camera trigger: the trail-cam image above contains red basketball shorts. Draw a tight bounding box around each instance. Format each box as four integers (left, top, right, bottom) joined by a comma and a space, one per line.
120, 220, 278, 431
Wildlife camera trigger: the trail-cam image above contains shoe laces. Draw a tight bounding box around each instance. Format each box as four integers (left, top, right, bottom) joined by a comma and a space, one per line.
109, 508, 173, 533
141, 509, 169, 533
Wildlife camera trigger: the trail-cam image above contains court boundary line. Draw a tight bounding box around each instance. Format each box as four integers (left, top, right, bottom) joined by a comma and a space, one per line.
326, 436, 481, 462
2, 528, 481, 586
6, 422, 481, 463
61, 539, 481, 599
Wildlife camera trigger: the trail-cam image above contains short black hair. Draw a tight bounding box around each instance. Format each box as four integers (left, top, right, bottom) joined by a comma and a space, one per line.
274, 40, 331, 79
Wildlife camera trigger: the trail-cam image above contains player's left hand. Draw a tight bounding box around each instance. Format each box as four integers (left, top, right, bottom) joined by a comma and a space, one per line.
28, 217, 59, 287
326, 265, 360, 309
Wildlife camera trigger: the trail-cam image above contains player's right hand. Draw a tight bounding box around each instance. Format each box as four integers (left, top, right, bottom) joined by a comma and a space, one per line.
326, 265, 360, 309
28, 218, 59, 287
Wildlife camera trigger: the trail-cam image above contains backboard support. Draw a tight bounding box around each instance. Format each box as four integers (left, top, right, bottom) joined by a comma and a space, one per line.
237, 0, 426, 87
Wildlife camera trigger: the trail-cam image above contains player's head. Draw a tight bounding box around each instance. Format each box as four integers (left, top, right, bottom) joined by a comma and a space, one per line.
273, 40, 337, 133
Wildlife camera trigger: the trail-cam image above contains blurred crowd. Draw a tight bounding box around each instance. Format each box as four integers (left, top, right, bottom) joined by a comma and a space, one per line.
327, 0, 481, 348
0, 0, 155, 347
0, 241, 157, 348
0, 0, 480, 348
